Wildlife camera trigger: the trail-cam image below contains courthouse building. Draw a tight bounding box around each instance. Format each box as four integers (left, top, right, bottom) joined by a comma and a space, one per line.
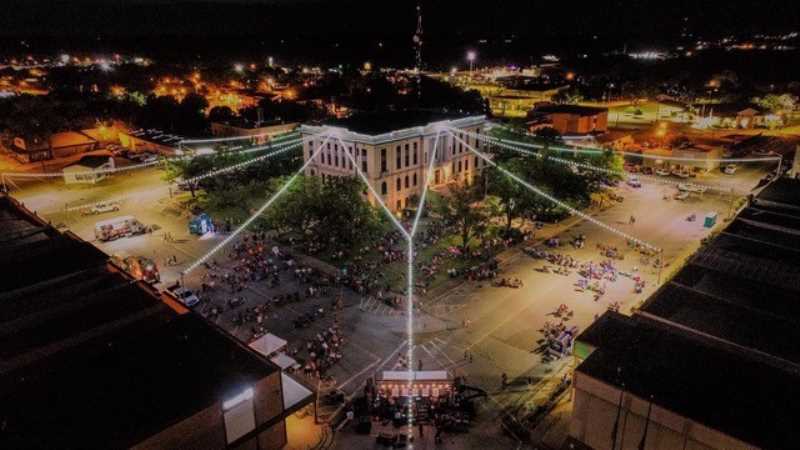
300, 111, 488, 212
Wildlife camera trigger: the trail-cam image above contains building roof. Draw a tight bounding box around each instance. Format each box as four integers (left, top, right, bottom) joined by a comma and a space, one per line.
66, 154, 112, 169
325, 110, 469, 135
0, 194, 279, 449
533, 104, 608, 116
754, 177, 800, 211
49, 130, 97, 149
577, 312, 800, 449
575, 176, 800, 449
125, 128, 184, 147
1, 313, 275, 449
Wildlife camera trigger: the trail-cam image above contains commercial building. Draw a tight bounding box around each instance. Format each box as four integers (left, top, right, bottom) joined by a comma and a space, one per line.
61, 154, 115, 184
569, 177, 800, 450
300, 111, 488, 213
211, 119, 298, 145
0, 195, 313, 449
6, 130, 98, 163
639, 144, 725, 173
119, 129, 184, 156
528, 104, 609, 136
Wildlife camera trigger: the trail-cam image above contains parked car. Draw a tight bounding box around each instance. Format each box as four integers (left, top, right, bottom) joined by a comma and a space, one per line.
81, 201, 121, 216
655, 168, 670, 176
626, 176, 642, 188
723, 164, 737, 175
674, 191, 690, 201
169, 286, 201, 308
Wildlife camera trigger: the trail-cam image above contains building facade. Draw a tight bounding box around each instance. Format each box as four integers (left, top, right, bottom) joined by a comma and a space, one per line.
529, 104, 609, 135
300, 115, 488, 213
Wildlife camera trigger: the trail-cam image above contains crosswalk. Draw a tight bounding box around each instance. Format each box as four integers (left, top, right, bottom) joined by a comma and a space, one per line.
414, 336, 468, 372
358, 297, 403, 316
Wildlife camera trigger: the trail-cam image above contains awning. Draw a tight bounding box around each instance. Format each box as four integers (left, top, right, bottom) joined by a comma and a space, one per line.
270, 352, 299, 370
248, 333, 287, 357
282, 373, 314, 411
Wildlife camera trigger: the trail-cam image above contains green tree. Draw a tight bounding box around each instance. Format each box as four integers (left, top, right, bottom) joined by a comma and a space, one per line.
264, 176, 383, 254
485, 159, 537, 237
752, 94, 797, 114
435, 181, 488, 254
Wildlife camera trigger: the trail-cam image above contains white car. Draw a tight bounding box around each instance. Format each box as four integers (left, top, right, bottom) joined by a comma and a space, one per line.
723, 165, 737, 175
655, 169, 670, 176
170, 287, 200, 308
626, 176, 642, 188
674, 191, 690, 201
83, 201, 120, 216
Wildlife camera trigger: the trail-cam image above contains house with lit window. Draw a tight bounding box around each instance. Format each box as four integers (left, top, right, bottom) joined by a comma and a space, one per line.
300, 111, 488, 213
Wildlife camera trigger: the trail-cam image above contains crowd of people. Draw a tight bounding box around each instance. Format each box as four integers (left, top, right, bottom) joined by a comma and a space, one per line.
296, 324, 344, 380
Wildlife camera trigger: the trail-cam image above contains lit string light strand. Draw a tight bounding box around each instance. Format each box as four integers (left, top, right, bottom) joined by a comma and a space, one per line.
461, 128, 726, 194
448, 131, 661, 252
484, 125, 782, 164
182, 135, 331, 275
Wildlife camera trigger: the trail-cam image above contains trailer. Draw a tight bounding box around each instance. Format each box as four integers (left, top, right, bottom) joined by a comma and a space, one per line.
94, 215, 146, 242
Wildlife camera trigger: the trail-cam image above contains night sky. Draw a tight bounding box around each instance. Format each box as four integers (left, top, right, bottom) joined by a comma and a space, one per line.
3, 0, 800, 68
5, 0, 800, 38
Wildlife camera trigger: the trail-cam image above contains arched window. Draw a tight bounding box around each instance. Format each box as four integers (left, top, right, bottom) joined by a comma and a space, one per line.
381, 181, 388, 195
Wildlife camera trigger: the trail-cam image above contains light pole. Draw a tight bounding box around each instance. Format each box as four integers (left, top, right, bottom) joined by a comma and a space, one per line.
466, 51, 476, 77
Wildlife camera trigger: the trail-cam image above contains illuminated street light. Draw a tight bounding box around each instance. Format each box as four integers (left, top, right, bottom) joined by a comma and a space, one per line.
233, 63, 244, 73
466, 50, 476, 75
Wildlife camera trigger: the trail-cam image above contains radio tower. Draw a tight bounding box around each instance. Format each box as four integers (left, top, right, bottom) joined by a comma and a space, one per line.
413, 1, 423, 101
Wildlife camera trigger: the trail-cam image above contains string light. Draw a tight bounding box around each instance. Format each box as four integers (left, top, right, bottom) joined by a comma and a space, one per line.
477, 125, 782, 164
182, 135, 331, 275
336, 137, 410, 241
180, 130, 300, 146
464, 128, 726, 194
184, 141, 302, 184
61, 141, 303, 213
1, 138, 301, 180
410, 131, 442, 237
448, 131, 661, 252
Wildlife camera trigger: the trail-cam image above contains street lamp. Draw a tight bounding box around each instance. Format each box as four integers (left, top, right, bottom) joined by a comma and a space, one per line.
466, 51, 476, 76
